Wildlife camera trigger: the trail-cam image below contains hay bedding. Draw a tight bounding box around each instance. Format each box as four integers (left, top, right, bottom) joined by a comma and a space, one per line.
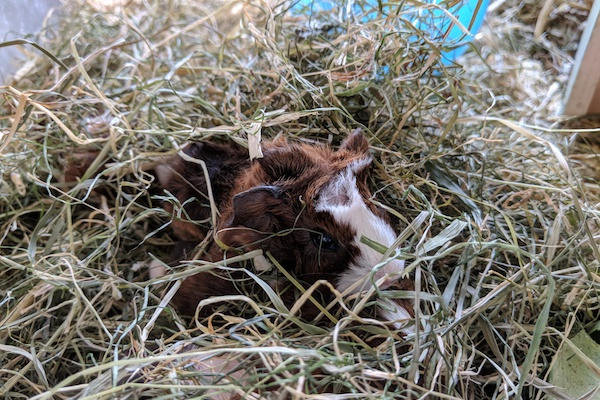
0, 0, 598, 398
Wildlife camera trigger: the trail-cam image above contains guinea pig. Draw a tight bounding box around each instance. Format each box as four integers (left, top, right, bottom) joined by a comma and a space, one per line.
155, 130, 412, 328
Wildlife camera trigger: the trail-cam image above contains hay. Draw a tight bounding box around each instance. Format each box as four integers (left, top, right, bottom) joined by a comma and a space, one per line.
1, 0, 599, 398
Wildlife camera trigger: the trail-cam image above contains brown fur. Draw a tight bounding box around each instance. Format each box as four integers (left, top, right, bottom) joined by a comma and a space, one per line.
63, 151, 101, 183
158, 131, 382, 316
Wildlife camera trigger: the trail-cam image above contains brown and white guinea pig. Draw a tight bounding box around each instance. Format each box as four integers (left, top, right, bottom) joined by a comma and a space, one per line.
155, 130, 412, 328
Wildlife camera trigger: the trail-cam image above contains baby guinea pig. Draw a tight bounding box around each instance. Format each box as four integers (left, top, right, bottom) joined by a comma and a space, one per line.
156, 130, 412, 327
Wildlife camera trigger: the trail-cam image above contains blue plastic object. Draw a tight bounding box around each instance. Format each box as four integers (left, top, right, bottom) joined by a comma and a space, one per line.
290, 0, 490, 65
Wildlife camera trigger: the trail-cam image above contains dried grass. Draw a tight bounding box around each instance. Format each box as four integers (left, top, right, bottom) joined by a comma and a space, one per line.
1, 0, 599, 399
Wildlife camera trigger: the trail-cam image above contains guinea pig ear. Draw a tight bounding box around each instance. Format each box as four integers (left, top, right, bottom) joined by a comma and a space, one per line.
340, 129, 369, 155
340, 130, 372, 180
230, 185, 286, 229
348, 156, 373, 175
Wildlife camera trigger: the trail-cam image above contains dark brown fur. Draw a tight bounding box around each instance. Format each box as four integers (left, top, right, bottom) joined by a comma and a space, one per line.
63, 151, 102, 183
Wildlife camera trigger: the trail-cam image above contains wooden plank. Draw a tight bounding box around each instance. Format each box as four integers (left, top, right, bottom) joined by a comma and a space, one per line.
591, 83, 600, 113
563, 0, 600, 116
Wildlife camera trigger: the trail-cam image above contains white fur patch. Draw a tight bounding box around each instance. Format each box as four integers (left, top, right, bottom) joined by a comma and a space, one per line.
148, 259, 167, 279
155, 164, 173, 187
379, 298, 414, 333
316, 161, 405, 294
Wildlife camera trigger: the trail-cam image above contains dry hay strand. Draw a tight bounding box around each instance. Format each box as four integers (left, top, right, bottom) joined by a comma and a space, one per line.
559, 114, 600, 183
0, 0, 599, 399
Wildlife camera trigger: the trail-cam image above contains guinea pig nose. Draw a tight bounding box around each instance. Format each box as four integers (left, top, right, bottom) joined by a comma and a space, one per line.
374, 259, 405, 289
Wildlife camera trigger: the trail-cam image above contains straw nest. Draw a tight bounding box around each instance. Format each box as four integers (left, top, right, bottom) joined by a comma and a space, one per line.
1, 0, 598, 399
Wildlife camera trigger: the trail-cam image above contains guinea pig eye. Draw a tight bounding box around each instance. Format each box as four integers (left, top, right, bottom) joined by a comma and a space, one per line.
310, 231, 339, 252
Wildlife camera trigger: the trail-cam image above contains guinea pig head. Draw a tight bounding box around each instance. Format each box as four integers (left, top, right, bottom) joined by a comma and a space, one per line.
216, 130, 405, 293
